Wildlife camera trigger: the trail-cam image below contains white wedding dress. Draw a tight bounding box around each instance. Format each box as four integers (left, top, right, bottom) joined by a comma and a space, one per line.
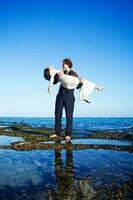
49, 68, 103, 103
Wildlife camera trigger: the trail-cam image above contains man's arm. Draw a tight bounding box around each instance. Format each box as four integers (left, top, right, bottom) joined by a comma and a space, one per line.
53, 73, 59, 84
76, 82, 83, 89
69, 70, 83, 89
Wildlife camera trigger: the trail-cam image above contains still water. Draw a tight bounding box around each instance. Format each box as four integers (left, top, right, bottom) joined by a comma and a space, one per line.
0, 148, 133, 199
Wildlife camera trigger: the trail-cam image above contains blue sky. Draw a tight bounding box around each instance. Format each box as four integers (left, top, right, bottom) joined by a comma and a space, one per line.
0, 0, 133, 117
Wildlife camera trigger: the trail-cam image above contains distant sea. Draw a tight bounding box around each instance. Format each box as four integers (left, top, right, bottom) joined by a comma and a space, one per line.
0, 117, 133, 134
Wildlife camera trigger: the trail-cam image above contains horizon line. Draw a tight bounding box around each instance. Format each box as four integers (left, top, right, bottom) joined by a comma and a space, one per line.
0, 116, 133, 118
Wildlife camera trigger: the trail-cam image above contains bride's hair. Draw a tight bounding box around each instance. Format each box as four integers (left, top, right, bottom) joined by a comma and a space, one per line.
43, 68, 51, 81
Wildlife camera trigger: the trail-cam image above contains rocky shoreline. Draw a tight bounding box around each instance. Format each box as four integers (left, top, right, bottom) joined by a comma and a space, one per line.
0, 123, 132, 152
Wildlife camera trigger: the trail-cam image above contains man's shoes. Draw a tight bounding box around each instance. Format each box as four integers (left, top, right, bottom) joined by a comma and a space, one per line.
49, 134, 59, 139
65, 135, 71, 142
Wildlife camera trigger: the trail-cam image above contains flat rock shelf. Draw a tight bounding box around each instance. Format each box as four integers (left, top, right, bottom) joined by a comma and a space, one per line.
0, 123, 133, 200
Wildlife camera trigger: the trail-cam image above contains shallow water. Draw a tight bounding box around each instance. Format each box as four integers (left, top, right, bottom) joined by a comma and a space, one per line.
70, 138, 132, 146
0, 149, 133, 199
42, 139, 132, 146
0, 135, 24, 146
0, 125, 9, 128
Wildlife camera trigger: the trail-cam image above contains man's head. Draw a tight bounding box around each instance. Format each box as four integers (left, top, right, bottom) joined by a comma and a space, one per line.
62, 58, 73, 71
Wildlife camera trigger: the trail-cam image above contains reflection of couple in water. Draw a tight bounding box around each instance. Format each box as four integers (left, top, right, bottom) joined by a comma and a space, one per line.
47, 144, 96, 200
44, 58, 103, 142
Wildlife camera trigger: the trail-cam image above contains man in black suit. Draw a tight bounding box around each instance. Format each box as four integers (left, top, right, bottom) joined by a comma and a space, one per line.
50, 58, 82, 142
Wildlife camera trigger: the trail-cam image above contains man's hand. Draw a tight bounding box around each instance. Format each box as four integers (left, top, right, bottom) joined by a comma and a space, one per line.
80, 78, 84, 83
58, 72, 64, 77
48, 86, 52, 94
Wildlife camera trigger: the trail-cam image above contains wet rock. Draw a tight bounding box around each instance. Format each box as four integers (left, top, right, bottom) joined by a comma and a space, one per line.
89, 130, 133, 140
0, 124, 133, 153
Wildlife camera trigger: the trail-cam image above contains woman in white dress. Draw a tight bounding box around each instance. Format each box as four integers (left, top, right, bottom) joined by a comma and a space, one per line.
44, 66, 104, 103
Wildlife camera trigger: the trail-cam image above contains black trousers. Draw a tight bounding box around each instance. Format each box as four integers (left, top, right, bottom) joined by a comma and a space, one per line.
55, 90, 75, 136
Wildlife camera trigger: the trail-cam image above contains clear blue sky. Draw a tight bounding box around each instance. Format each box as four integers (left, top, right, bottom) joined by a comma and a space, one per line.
0, 0, 133, 117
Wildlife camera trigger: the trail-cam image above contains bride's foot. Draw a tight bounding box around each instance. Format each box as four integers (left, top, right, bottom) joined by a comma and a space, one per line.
65, 135, 71, 142
83, 99, 91, 103
95, 85, 104, 91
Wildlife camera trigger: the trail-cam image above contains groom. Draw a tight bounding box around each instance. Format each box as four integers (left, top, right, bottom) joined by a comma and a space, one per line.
50, 58, 82, 142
